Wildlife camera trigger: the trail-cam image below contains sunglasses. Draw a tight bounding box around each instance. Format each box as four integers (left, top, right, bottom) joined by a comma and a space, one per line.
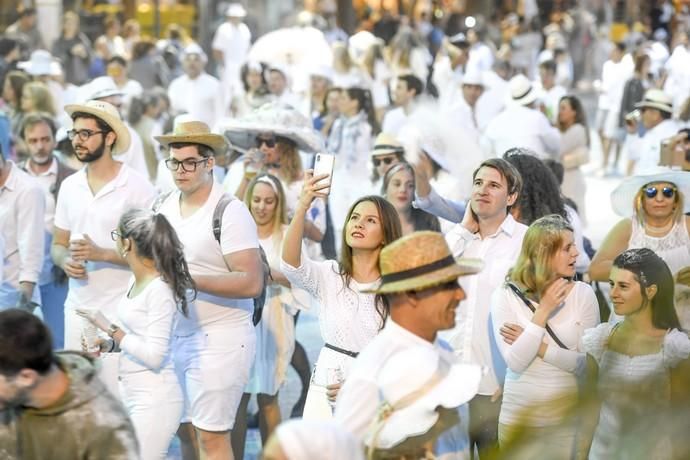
643, 186, 676, 199
372, 157, 396, 167
256, 136, 276, 148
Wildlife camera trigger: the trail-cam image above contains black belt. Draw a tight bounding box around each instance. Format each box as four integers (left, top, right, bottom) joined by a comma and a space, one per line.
325, 343, 359, 358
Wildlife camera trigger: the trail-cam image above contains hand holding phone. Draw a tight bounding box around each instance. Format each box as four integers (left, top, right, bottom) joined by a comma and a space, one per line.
312, 153, 335, 195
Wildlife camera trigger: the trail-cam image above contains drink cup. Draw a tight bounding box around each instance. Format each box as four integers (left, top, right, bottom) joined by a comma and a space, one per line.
69, 233, 86, 267
81, 314, 100, 353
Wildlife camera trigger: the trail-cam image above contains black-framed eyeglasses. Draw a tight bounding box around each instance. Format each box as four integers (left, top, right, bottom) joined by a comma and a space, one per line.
644, 186, 676, 199
67, 129, 107, 141
256, 136, 276, 148
111, 229, 124, 241
165, 157, 209, 172
372, 157, 396, 167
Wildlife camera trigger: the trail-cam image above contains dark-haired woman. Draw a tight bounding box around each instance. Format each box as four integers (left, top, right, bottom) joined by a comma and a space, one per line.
78, 208, 195, 460
382, 162, 440, 235
233, 61, 273, 117
281, 173, 402, 421
327, 87, 379, 240
582, 248, 690, 459
558, 95, 590, 225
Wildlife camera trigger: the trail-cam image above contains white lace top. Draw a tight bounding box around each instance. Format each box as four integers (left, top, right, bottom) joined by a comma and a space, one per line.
280, 257, 383, 352
582, 323, 690, 459
629, 216, 690, 329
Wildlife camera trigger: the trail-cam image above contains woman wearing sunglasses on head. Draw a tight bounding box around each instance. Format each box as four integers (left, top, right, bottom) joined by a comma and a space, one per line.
589, 171, 690, 328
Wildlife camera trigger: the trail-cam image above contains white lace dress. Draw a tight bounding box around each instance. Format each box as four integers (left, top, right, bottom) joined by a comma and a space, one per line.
582, 323, 690, 459
629, 216, 690, 329
280, 256, 383, 420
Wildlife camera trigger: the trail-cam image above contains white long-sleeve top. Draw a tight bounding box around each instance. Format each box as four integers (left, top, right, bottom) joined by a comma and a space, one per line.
0, 162, 45, 306
117, 277, 179, 374
490, 281, 599, 427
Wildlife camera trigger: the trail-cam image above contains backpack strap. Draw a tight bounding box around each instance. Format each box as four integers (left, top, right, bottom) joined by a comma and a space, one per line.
212, 193, 235, 244
152, 191, 173, 213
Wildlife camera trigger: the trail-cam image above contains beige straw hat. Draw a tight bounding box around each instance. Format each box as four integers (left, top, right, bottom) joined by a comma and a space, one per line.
64, 100, 131, 155
363, 231, 483, 294
155, 120, 228, 156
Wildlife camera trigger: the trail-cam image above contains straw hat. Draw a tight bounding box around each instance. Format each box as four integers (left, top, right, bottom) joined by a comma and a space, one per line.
155, 120, 227, 156
363, 231, 483, 294
371, 132, 405, 158
17, 50, 61, 76
225, 3, 247, 17
634, 89, 673, 114
84, 76, 125, 101
610, 170, 690, 217
507, 74, 540, 106
364, 346, 481, 451
218, 102, 325, 153
64, 100, 131, 155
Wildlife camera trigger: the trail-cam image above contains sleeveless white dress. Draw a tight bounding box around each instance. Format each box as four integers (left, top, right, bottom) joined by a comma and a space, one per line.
582, 323, 690, 459
628, 216, 690, 329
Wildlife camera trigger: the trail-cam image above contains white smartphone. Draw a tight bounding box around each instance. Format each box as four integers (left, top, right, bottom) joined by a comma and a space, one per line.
312, 153, 335, 195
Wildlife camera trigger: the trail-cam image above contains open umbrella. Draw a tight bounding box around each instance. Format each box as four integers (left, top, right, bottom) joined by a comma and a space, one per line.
249, 26, 332, 69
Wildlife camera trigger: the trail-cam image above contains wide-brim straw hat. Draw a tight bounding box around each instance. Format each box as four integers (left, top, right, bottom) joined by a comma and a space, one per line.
64, 100, 131, 155
219, 102, 325, 154
155, 119, 228, 156
634, 88, 673, 114
364, 346, 481, 450
610, 169, 690, 217
363, 231, 483, 294
371, 132, 405, 158
506, 74, 541, 106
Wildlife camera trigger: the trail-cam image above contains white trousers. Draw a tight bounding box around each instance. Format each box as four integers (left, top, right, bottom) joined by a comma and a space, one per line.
119, 369, 184, 460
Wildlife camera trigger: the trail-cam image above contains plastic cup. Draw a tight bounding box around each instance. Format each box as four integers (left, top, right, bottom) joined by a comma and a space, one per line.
81, 315, 100, 353
69, 233, 86, 267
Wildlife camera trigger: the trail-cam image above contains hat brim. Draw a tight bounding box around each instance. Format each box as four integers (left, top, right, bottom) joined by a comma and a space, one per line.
64, 104, 131, 155
507, 87, 540, 106
362, 257, 483, 294
155, 133, 228, 156
221, 123, 324, 154
368, 363, 481, 449
634, 101, 673, 114
610, 171, 690, 217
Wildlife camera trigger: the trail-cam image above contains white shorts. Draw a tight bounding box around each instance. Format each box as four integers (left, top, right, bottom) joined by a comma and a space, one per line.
173, 326, 256, 432
594, 108, 609, 132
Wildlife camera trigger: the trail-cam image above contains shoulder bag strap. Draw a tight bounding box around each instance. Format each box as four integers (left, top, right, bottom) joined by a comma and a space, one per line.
506, 282, 569, 350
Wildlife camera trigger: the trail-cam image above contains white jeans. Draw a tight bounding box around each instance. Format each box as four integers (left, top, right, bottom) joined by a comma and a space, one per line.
119, 369, 183, 460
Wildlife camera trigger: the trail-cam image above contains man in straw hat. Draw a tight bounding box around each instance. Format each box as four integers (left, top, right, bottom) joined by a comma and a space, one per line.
335, 231, 483, 456
626, 88, 680, 175
370, 132, 405, 188
154, 119, 263, 460
51, 99, 155, 394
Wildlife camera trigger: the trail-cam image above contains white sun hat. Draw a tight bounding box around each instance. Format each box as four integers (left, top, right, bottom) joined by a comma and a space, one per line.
363, 346, 481, 452
507, 74, 541, 106
225, 3, 247, 18
218, 102, 325, 153
610, 169, 690, 217
634, 88, 673, 114
18, 50, 60, 76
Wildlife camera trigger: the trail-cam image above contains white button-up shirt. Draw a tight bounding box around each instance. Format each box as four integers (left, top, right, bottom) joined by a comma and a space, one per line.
481, 104, 561, 159
168, 73, 224, 129
628, 118, 680, 175
0, 162, 45, 305
443, 214, 528, 395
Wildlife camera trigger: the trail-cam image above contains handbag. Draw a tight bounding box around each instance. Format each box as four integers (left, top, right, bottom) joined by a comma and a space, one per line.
506, 281, 568, 350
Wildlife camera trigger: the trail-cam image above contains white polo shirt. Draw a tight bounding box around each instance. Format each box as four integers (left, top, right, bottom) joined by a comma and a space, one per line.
54, 163, 155, 318
0, 162, 45, 306
158, 181, 259, 334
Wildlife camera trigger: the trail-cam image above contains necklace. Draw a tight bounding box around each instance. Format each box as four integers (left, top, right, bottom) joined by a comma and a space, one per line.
644, 219, 674, 236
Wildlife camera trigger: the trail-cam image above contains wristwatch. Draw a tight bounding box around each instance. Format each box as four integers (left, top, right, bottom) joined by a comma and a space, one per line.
107, 324, 121, 338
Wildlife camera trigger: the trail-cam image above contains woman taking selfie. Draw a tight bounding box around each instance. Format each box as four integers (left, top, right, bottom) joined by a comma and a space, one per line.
78, 208, 195, 460
582, 248, 690, 459
281, 171, 401, 421
491, 214, 599, 458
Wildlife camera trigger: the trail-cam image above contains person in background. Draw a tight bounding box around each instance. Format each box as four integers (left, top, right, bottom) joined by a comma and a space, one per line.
106, 56, 143, 113
51, 11, 92, 86
129, 91, 165, 181
314, 87, 341, 137
0, 38, 20, 90
381, 162, 440, 235
21, 81, 57, 120
369, 133, 405, 193
212, 3, 251, 109
232, 61, 272, 118
557, 95, 590, 225
538, 60, 567, 125
5, 7, 44, 54
381, 74, 423, 137
97, 15, 126, 59
0, 308, 139, 459
128, 39, 170, 90
3, 70, 30, 141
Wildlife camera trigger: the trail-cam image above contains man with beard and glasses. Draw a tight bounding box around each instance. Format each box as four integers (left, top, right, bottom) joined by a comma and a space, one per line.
51, 100, 155, 398
0, 309, 138, 459
0, 143, 45, 314
18, 113, 76, 348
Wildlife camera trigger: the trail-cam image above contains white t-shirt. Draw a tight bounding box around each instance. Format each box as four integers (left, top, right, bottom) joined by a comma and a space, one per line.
118, 277, 178, 375
158, 181, 259, 334
167, 73, 224, 129
54, 164, 155, 317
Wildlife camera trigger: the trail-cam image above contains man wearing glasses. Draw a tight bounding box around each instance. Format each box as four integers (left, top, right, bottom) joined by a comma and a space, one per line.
155, 120, 263, 460
51, 100, 155, 396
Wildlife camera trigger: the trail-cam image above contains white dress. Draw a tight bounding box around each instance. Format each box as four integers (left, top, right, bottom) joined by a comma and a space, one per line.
246, 231, 305, 396
280, 257, 383, 420
582, 323, 690, 459
629, 216, 690, 329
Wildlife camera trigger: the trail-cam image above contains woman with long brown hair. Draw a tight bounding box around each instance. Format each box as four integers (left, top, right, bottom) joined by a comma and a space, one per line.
281, 172, 402, 421
557, 94, 590, 224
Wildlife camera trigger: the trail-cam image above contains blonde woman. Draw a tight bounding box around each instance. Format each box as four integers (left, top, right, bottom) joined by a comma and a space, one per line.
21, 82, 57, 117
491, 214, 599, 458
